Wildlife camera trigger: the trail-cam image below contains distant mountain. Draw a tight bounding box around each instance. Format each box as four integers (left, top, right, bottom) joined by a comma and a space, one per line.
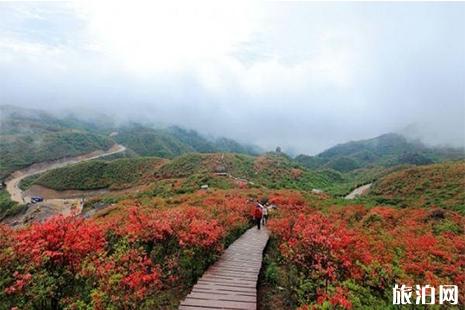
0, 105, 262, 180
113, 125, 261, 159
0, 105, 114, 179
296, 133, 464, 172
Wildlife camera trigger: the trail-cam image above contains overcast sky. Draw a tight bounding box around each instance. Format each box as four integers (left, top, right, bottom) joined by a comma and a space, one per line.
1, 1, 464, 155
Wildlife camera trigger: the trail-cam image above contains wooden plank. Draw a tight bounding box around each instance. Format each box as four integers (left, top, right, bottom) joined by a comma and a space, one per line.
179, 227, 269, 310
192, 288, 256, 297
208, 266, 258, 273
197, 280, 256, 289
192, 285, 256, 294
181, 298, 256, 310
205, 273, 257, 281
193, 282, 257, 293
179, 306, 221, 310
187, 292, 256, 302
202, 273, 257, 280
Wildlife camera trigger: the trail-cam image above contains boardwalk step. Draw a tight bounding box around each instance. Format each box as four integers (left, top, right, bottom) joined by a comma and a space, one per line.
179, 227, 269, 310
181, 297, 256, 309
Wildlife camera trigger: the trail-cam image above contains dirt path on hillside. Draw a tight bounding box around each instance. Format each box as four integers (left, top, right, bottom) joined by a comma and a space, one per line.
3, 144, 126, 227
24, 185, 110, 200
345, 183, 372, 199
5, 144, 126, 204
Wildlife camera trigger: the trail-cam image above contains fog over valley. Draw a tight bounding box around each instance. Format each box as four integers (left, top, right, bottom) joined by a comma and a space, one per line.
1, 3, 465, 309
1, 1, 464, 154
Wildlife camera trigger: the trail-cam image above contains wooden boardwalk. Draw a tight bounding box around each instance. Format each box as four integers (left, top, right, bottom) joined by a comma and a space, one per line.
180, 227, 269, 310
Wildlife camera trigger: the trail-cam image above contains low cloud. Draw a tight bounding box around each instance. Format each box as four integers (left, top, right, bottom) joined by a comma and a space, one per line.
1, 1, 464, 154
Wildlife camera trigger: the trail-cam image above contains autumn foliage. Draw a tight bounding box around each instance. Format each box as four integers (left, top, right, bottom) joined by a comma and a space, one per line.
0, 191, 253, 309
267, 193, 465, 309
1, 188, 463, 309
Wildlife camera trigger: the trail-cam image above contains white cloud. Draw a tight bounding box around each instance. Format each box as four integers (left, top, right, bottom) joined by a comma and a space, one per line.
73, 1, 261, 73
0, 1, 464, 153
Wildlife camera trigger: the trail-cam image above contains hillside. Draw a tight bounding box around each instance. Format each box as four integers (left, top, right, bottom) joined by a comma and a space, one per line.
0, 106, 114, 180
296, 133, 464, 172
114, 125, 260, 158
28, 157, 166, 191
0, 106, 261, 181
113, 126, 193, 158
369, 161, 465, 212
22, 152, 342, 194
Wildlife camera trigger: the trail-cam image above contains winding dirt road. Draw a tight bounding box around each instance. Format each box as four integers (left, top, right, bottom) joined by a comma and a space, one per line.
3, 144, 126, 227
5, 144, 126, 204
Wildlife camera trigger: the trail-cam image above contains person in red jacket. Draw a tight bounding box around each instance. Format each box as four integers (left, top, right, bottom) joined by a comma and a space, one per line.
254, 203, 263, 230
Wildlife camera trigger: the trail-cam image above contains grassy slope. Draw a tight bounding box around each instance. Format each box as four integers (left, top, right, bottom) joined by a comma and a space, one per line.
0, 131, 113, 178
153, 152, 341, 192
0, 189, 27, 219
33, 157, 166, 191
296, 133, 464, 173
0, 105, 114, 180
114, 126, 194, 158
369, 160, 465, 212
26, 152, 343, 195
323, 165, 412, 197
1, 106, 260, 180
114, 126, 260, 159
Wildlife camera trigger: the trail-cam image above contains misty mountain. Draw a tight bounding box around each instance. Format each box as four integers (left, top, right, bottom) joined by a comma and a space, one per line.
0, 105, 261, 180
112, 125, 261, 158
296, 133, 465, 172
0, 105, 114, 179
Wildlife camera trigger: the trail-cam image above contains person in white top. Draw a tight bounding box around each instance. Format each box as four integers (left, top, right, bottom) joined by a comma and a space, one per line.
261, 204, 268, 225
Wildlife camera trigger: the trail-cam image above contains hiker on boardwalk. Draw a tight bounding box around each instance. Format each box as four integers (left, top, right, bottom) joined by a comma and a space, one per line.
262, 204, 269, 225
254, 203, 263, 230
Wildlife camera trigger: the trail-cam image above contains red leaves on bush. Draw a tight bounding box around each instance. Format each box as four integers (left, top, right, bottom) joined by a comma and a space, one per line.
314, 287, 352, 309
15, 216, 105, 270
125, 207, 173, 242
87, 248, 162, 306
178, 219, 224, 249
269, 213, 371, 283
1, 191, 255, 308
269, 202, 465, 307
269, 190, 306, 210
4, 272, 32, 294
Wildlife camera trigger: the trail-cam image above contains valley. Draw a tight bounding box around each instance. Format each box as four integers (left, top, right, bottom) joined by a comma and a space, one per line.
2, 144, 126, 226
1, 3, 464, 309
0, 106, 464, 309
5, 143, 126, 204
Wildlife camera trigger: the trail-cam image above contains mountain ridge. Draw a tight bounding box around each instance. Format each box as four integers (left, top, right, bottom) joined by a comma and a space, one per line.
296, 132, 464, 172
0, 105, 262, 180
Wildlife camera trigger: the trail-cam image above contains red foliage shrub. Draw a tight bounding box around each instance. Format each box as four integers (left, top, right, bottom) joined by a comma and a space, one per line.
269, 203, 465, 308
15, 216, 105, 270
0, 191, 254, 308
178, 219, 224, 249
269, 212, 372, 284
83, 248, 161, 308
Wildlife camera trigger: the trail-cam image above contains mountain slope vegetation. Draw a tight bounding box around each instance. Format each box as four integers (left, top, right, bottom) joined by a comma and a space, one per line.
31, 157, 166, 191
296, 133, 464, 172
0, 106, 261, 181
0, 106, 114, 180
2, 109, 464, 309
114, 125, 260, 158
369, 160, 465, 213
24, 152, 342, 194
